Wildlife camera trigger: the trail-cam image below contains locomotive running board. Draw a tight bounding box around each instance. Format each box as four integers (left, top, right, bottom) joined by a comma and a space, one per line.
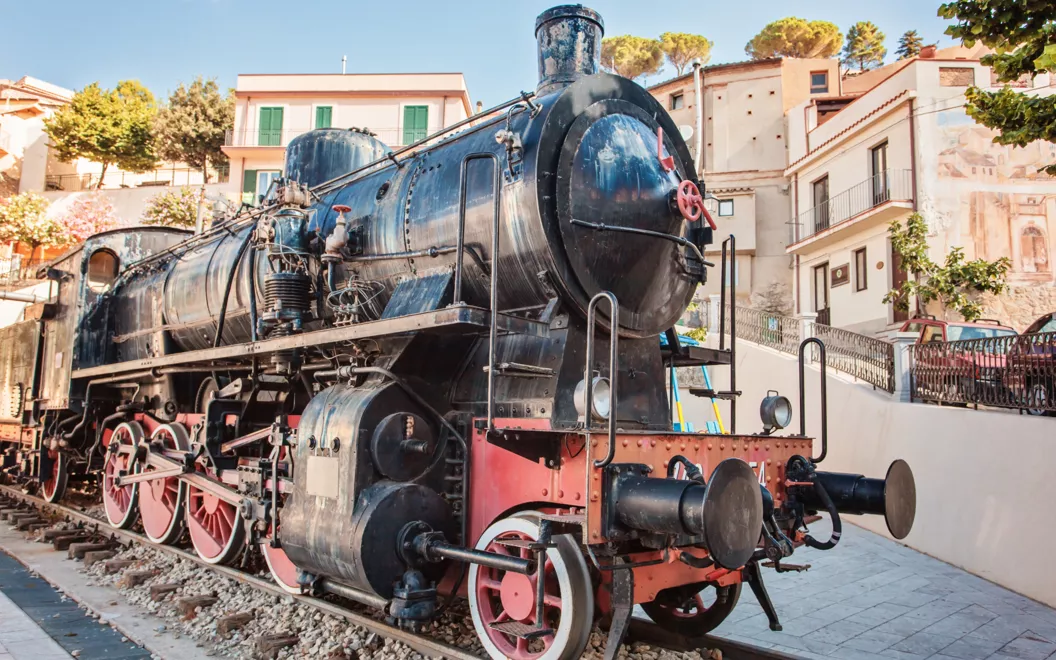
72, 306, 549, 380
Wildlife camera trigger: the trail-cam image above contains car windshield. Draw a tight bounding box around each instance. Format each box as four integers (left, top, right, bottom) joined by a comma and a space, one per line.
946, 326, 1017, 341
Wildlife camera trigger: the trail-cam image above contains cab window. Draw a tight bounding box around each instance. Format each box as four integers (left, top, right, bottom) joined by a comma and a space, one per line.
921, 325, 944, 343
86, 250, 119, 293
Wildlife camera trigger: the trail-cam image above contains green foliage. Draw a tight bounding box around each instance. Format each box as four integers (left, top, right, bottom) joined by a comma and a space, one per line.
883, 214, 1012, 322
842, 21, 888, 71
938, 0, 1056, 174
659, 32, 713, 75
684, 326, 708, 343
896, 30, 924, 59
141, 188, 204, 229
43, 81, 157, 187
745, 17, 842, 60
601, 36, 664, 81
154, 77, 234, 178
0, 192, 62, 259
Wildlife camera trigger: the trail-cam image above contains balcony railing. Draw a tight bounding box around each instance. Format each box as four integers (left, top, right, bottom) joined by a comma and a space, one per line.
791, 169, 913, 244
44, 165, 229, 192
225, 127, 407, 150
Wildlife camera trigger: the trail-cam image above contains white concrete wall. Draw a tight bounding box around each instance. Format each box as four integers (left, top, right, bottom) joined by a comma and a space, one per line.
0, 281, 52, 327
41, 183, 233, 226
679, 337, 1056, 607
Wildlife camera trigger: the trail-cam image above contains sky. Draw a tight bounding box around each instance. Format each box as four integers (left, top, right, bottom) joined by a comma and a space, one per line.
7, 0, 960, 107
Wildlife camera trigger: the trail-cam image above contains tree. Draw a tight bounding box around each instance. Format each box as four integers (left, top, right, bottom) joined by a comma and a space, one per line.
896, 30, 924, 59
141, 188, 205, 229
842, 21, 888, 71
659, 33, 714, 75
0, 192, 63, 268
601, 36, 664, 81
154, 77, 234, 182
59, 192, 120, 242
938, 0, 1056, 175
44, 81, 157, 189
744, 17, 842, 60
883, 214, 1011, 321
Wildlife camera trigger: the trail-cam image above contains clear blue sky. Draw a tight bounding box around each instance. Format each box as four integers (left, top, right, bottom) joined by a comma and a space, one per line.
8, 0, 958, 107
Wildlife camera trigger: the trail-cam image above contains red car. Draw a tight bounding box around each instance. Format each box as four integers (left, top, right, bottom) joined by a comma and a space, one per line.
901, 317, 1018, 403
1006, 312, 1056, 415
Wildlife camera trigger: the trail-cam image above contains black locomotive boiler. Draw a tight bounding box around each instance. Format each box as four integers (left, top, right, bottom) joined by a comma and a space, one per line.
0, 6, 916, 659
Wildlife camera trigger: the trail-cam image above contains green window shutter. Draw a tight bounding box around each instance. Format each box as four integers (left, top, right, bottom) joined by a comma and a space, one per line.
242, 169, 257, 205
258, 107, 284, 146
402, 106, 428, 145
315, 106, 332, 129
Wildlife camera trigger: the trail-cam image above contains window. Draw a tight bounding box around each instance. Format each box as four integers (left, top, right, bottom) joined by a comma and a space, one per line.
812, 176, 830, 231
315, 106, 332, 129
670, 93, 684, 110
871, 142, 889, 205
258, 107, 284, 146
939, 67, 975, 87
402, 105, 429, 145
921, 325, 944, 343
1020, 225, 1050, 273
86, 250, 119, 293
241, 168, 280, 205
812, 263, 829, 313
810, 71, 829, 94
854, 247, 868, 291
717, 199, 734, 216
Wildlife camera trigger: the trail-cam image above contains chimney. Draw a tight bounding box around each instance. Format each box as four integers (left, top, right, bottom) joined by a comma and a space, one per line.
920, 45, 937, 59
535, 5, 604, 96
475, 101, 483, 114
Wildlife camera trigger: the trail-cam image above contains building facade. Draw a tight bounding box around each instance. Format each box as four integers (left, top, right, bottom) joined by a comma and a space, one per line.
0, 76, 73, 196
649, 58, 841, 307
785, 50, 1056, 333
222, 73, 472, 204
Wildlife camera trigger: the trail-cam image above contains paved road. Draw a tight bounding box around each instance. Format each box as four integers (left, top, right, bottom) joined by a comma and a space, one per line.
712, 520, 1056, 660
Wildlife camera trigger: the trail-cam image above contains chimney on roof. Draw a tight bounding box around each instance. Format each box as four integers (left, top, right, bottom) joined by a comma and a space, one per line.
475, 101, 483, 114
920, 45, 937, 59
342, 55, 347, 74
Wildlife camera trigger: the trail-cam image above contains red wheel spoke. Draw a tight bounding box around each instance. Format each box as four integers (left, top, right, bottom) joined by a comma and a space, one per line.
543, 592, 562, 609
479, 577, 502, 592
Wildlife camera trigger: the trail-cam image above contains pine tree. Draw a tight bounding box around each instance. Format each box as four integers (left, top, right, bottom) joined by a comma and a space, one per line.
601, 36, 664, 81
842, 21, 888, 71
896, 30, 924, 59
659, 33, 713, 75
745, 18, 842, 60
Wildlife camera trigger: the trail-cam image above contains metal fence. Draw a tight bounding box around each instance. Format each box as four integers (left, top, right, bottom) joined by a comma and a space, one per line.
716, 304, 896, 393
790, 169, 914, 243
814, 323, 896, 392
909, 332, 1056, 413
0, 255, 45, 289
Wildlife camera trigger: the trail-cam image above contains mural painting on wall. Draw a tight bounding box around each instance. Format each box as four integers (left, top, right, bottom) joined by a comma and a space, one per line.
933, 109, 1056, 285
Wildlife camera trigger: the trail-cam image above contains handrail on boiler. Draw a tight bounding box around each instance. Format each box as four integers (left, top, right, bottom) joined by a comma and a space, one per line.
586, 292, 620, 468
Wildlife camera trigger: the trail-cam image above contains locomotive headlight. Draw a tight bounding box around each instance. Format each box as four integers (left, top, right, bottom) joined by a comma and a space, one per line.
574, 376, 611, 421
760, 391, 792, 434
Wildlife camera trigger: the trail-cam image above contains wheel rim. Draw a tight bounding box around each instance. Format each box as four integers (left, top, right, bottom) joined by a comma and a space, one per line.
641, 582, 740, 635
186, 468, 245, 564
102, 422, 142, 529
262, 523, 302, 594
140, 424, 189, 544
469, 516, 593, 660
1028, 384, 1049, 414
41, 450, 66, 503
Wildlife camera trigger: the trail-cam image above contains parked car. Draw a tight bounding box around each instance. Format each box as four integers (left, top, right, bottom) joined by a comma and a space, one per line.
1006, 312, 1056, 415
901, 317, 1018, 403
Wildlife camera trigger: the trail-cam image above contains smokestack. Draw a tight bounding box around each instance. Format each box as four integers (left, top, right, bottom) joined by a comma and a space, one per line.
342, 55, 347, 74
535, 5, 604, 96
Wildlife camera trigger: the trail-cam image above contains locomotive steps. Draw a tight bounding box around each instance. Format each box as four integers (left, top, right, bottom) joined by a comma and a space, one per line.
0, 487, 793, 660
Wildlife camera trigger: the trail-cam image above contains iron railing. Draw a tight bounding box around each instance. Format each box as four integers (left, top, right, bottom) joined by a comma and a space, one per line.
814, 323, 895, 392
0, 256, 45, 289
718, 304, 896, 393
791, 169, 913, 243
225, 127, 408, 149
909, 332, 1056, 413
44, 165, 229, 192
722, 305, 801, 354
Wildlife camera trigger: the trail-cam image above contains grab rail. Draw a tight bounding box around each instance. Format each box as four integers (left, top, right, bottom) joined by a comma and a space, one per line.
798, 337, 828, 464
586, 291, 619, 468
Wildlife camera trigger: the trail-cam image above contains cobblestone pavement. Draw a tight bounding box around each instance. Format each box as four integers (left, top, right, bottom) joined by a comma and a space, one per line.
711, 520, 1056, 660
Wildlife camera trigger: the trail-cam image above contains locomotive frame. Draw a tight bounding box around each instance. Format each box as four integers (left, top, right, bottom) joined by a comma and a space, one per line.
0, 6, 916, 660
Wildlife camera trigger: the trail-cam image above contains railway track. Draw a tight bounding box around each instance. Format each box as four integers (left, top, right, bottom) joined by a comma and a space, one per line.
0, 483, 795, 660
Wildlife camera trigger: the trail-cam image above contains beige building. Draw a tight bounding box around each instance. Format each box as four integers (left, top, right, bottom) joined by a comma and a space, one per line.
649, 58, 841, 306
785, 48, 1056, 333
0, 76, 74, 196
222, 73, 472, 204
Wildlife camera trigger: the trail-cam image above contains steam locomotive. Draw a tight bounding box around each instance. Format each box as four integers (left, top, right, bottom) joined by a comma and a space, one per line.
0, 6, 915, 659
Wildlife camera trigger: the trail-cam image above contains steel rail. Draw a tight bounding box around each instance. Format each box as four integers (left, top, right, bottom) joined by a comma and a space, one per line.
0, 484, 480, 660
0, 484, 797, 660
